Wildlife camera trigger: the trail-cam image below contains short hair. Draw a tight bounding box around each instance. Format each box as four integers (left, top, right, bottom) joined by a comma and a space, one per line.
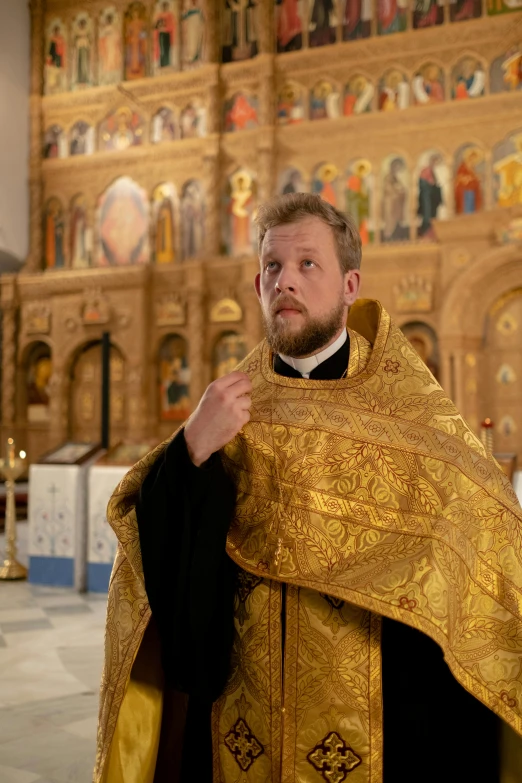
255, 193, 362, 273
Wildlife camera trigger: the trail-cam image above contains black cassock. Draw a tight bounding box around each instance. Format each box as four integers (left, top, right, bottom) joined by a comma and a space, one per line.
137, 337, 500, 782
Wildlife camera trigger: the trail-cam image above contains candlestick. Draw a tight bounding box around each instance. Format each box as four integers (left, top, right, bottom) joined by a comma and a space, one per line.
0, 449, 27, 580
7, 438, 15, 469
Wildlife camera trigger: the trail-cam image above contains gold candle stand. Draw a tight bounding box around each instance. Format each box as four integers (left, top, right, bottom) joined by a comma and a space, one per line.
0, 441, 27, 581
480, 418, 494, 456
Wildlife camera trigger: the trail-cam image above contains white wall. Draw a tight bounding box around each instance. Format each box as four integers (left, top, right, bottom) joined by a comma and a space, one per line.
0, 0, 30, 262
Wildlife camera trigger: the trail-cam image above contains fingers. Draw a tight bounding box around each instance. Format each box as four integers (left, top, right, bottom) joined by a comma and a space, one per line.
228, 379, 253, 398
238, 395, 252, 411
215, 371, 251, 389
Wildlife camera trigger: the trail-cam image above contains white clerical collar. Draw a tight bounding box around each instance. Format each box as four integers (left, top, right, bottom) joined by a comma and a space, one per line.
279, 329, 347, 378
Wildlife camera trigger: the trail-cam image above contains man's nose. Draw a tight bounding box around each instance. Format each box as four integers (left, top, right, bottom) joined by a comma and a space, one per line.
275, 267, 297, 293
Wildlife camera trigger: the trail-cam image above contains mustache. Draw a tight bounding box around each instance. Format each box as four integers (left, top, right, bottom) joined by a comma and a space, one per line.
270, 295, 308, 317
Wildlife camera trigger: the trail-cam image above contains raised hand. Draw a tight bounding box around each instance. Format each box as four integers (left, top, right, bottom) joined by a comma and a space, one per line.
184, 371, 253, 467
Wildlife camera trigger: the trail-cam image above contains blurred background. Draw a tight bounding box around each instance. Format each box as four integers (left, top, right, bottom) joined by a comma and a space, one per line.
0, 0, 521, 469
0, 0, 521, 779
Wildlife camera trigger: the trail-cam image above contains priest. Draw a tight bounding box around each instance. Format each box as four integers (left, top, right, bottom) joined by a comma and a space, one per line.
95, 193, 522, 783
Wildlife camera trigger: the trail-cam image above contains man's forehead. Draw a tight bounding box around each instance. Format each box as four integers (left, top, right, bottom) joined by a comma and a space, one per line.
262, 218, 331, 253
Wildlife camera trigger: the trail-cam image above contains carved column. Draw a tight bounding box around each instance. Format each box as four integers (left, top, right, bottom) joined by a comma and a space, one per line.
258, 0, 274, 54
258, 57, 275, 127
203, 143, 221, 255
204, 0, 220, 64
48, 366, 68, 444
452, 348, 465, 413
26, 0, 45, 273
187, 287, 205, 405
242, 278, 263, 349
205, 69, 221, 135
126, 364, 147, 440
1, 306, 16, 427
257, 132, 276, 203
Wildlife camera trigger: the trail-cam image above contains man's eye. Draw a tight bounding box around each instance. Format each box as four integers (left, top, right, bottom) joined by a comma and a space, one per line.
266, 261, 278, 270
303, 259, 315, 268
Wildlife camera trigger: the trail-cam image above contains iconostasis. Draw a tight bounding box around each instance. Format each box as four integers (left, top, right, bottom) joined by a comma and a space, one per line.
2, 0, 521, 465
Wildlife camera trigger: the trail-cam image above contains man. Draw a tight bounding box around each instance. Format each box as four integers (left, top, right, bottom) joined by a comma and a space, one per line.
95, 194, 522, 782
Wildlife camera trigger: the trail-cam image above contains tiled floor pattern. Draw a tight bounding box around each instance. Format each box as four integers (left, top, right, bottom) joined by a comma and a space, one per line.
0, 523, 106, 782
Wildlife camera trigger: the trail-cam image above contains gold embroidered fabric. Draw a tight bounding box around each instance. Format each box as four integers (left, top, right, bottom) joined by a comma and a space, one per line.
212, 574, 381, 783
94, 299, 522, 783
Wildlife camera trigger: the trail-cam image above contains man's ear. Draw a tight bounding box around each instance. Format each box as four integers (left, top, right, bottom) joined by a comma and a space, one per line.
254, 272, 261, 301
344, 269, 360, 306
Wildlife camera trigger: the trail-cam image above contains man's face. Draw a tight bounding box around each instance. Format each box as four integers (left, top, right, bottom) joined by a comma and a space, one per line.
255, 217, 360, 358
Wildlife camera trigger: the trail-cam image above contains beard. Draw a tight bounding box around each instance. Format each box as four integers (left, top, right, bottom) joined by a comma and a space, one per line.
262, 293, 346, 358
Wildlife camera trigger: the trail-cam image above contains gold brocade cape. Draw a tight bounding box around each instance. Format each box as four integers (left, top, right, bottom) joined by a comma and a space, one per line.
94, 300, 522, 783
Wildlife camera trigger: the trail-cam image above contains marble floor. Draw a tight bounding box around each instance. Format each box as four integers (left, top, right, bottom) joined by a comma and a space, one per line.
0, 523, 106, 783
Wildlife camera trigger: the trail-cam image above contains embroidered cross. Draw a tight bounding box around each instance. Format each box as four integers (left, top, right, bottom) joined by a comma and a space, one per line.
224, 717, 264, 772
307, 731, 362, 783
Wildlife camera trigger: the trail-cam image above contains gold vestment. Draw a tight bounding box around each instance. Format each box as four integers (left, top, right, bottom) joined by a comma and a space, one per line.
94, 300, 522, 783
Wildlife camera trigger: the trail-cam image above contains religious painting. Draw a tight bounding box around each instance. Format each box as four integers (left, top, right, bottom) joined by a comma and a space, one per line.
100, 107, 145, 151
454, 144, 485, 214
180, 101, 207, 137
70, 194, 92, 268
151, 107, 178, 143
400, 322, 440, 379
43, 198, 65, 270
278, 168, 306, 195
43, 125, 67, 159
310, 81, 341, 120
312, 163, 338, 206
448, 0, 481, 20
381, 155, 410, 242
416, 150, 450, 239
97, 176, 150, 266
153, 0, 179, 73
308, 0, 337, 47
487, 0, 522, 15
124, 2, 148, 80
222, 0, 259, 62
44, 18, 67, 94
343, 0, 372, 39
343, 75, 374, 115
499, 415, 517, 437
98, 7, 123, 85
152, 183, 177, 264
181, 0, 205, 69
224, 92, 259, 132
345, 160, 374, 245
181, 179, 205, 259
26, 342, 52, 423
412, 0, 443, 28
224, 169, 257, 256
378, 70, 410, 111
213, 332, 248, 379
412, 63, 445, 105
451, 58, 485, 99
496, 363, 517, 384
158, 335, 190, 420
490, 48, 522, 93
70, 121, 95, 156
377, 0, 407, 34
275, 0, 303, 52
492, 133, 522, 208
277, 83, 305, 124
71, 12, 94, 90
